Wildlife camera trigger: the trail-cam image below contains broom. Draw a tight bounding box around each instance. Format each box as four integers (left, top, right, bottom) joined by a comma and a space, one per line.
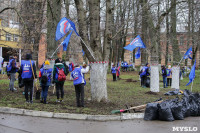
111, 100, 163, 114
30, 60, 40, 100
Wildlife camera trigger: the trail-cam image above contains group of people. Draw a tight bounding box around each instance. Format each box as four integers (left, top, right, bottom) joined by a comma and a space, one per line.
139, 63, 173, 88
6, 54, 89, 107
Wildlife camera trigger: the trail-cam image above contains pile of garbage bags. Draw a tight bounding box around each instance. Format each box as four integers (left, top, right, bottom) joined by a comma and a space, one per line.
144, 89, 200, 121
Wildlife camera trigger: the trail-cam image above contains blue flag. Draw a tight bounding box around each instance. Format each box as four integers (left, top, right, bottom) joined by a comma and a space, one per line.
82, 49, 85, 56
124, 35, 146, 51
184, 47, 192, 59
135, 47, 141, 59
62, 30, 73, 51
55, 17, 79, 41
186, 60, 196, 86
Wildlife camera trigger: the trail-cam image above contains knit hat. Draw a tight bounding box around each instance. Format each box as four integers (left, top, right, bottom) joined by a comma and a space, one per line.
45, 60, 50, 65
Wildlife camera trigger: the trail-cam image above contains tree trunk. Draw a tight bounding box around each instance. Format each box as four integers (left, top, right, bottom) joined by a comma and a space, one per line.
90, 63, 108, 102
172, 66, 180, 89
171, 0, 180, 64
150, 66, 159, 92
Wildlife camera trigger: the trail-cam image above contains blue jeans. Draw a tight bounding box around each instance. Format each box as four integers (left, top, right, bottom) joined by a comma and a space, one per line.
163, 76, 167, 88
41, 85, 49, 102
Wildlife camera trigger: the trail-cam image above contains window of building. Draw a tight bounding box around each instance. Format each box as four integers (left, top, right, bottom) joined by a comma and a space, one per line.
13, 34, 18, 42
6, 33, 12, 41
179, 36, 184, 45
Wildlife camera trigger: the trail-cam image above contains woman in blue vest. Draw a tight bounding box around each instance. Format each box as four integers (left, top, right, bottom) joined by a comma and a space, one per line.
53, 58, 67, 102
140, 63, 150, 88
111, 64, 117, 81
39, 60, 53, 104
7, 56, 18, 92
71, 64, 89, 107
20, 54, 37, 103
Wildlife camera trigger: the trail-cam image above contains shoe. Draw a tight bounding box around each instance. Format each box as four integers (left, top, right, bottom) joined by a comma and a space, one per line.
60, 99, 63, 102
22, 92, 25, 95
43, 101, 48, 104
26, 100, 29, 103
56, 100, 60, 103
40, 100, 44, 103
13, 88, 17, 91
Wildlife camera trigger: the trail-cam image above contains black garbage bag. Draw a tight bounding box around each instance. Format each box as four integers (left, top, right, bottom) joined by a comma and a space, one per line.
146, 77, 150, 88
189, 93, 200, 116
171, 101, 184, 120
183, 89, 192, 97
181, 96, 191, 117
164, 89, 180, 96
158, 101, 174, 121
144, 103, 158, 120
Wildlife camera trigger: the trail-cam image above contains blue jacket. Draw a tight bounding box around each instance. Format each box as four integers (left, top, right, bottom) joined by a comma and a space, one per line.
40, 66, 53, 86
111, 67, 116, 74
71, 67, 84, 85
6, 59, 18, 73
140, 66, 149, 77
21, 60, 36, 79
166, 69, 172, 77
162, 69, 167, 77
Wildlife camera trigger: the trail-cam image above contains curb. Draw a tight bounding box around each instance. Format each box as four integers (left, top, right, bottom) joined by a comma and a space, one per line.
0, 107, 144, 121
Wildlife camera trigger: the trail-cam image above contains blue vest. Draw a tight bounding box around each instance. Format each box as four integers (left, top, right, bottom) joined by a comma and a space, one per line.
69, 64, 73, 72
71, 67, 83, 85
166, 69, 171, 77
40, 68, 53, 82
111, 67, 116, 73
21, 60, 34, 79
140, 66, 148, 77
6, 59, 16, 72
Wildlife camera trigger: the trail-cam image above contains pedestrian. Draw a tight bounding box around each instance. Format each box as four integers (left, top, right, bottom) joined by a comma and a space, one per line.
166, 65, 172, 87
123, 61, 128, 72
161, 65, 167, 88
20, 54, 37, 103
111, 64, 117, 81
6, 56, 18, 92
140, 63, 150, 88
39, 60, 53, 104
116, 64, 120, 79
69, 61, 74, 80
53, 58, 67, 102
71, 63, 89, 107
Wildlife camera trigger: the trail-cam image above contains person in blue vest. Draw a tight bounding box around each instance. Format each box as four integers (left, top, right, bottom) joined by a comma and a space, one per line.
123, 61, 128, 72
111, 64, 117, 81
166, 65, 172, 87
7, 56, 19, 92
161, 65, 167, 88
140, 63, 150, 88
71, 64, 89, 107
20, 54, 37, 103
39, 60, 53, 104
52, 58, 68, 103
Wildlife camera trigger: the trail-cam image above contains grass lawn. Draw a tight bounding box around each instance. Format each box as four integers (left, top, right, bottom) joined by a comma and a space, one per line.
0, 70, 200, 115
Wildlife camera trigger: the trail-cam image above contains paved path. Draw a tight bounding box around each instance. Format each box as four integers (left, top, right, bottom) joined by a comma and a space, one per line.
0, 113, 200, 133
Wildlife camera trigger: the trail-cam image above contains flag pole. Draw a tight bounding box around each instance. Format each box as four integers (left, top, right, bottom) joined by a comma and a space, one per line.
50, 42, 62, 58
177, 56, 184, 67
191, 80, 194, 92
79, 37, 96, 61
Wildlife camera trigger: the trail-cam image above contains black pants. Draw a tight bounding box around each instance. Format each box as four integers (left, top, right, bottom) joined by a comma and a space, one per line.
112, 73, 116, 81
24, 80, 33, 102
141, 76, 147, 87
56, 82, 64, 100
75, 83, 84, 107
167, 78, 172, 86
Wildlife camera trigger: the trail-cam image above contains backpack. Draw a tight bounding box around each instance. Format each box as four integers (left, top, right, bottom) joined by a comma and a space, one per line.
57, 67, 66, 81
41, 70, 48, 84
